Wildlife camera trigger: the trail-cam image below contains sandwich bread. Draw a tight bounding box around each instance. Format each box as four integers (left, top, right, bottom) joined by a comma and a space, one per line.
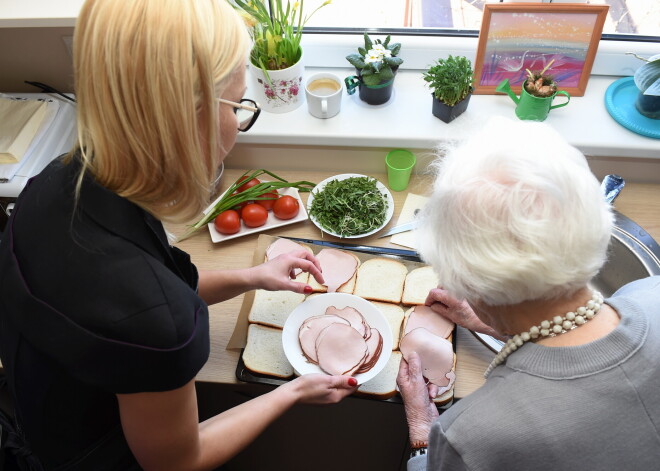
243, 324, 294, 378
353, 258, 407, 304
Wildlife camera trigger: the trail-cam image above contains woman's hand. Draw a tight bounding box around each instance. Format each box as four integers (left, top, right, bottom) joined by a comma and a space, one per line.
426, 287, 503, 339
251, 250, 324, 294
286, 374, 359, 405
397, 352, 439, 446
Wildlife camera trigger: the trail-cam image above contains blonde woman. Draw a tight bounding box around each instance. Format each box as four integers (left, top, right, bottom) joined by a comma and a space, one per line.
0, 0, 357, 469
397, 118, 660, 470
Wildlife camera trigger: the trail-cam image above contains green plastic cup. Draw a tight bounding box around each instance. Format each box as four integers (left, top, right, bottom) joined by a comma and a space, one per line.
386, 149, 416, 191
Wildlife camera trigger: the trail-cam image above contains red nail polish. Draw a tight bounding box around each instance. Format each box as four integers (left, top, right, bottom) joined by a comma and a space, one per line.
348, 377, 358, 387
303, 286, 313, 294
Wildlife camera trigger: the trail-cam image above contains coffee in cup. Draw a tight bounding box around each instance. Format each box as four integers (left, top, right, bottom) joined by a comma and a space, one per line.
305, 73, 343, 119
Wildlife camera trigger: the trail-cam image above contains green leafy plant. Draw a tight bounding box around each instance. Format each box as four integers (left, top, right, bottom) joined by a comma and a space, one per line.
627, 52, 660, 97
309, 176, 389, 237
524, 59, 556, 98
179, 169, 315, 240
233, 0, 331, 71
345, 32, 403, 87
423, 55, 473, 107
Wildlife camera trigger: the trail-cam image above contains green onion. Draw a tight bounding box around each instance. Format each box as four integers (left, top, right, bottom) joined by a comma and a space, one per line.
179, 169, 315, 240
309, 176, 388, 237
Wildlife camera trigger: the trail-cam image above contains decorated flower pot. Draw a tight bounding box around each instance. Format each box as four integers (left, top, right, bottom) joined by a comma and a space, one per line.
345, 67, 398, 105
431, 91, 472, 123
248, 53, 305, 113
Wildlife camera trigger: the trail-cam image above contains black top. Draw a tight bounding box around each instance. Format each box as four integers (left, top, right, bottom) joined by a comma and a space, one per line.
0, 156, 210, 469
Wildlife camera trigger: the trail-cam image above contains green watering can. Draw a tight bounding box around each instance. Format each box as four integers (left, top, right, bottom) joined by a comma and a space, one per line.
496, 79, 571, 122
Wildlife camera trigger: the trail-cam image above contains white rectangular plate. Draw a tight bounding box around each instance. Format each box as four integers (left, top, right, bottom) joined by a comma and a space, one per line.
205, 186, 309, 243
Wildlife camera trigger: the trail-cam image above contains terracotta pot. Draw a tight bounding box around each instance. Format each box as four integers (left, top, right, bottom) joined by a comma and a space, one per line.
248, 51, 305, 113
431, 91, 472, 123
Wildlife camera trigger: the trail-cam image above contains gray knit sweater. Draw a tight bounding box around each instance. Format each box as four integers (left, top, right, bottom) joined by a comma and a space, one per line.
409, 276, 660, 471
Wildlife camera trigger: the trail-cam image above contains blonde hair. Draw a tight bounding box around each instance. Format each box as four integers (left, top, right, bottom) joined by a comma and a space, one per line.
70, 0, 250, 222
417, 118, 613, 306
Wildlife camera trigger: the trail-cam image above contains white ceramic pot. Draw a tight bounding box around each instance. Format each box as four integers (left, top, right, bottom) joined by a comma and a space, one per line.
248, 52, 305, 113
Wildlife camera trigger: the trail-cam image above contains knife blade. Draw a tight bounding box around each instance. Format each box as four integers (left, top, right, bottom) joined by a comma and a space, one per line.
283, 237, 420, 260
377, 219, 419, 238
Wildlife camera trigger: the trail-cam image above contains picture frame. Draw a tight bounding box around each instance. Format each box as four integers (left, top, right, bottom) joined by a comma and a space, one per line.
473, 3, 609, 96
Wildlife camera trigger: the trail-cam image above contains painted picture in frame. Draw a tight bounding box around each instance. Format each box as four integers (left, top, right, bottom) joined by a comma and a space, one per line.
473, 3, 609, 96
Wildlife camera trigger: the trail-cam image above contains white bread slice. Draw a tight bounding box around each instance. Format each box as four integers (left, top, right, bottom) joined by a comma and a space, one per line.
248, 289, 305, 328
243, 324, 293, 378
370, 301, 405, 350
401, 266, 440, 305
264, 239, 313, 284
308, 250, 360, 294
353, 258, 408, 304
356, 351, 402, 400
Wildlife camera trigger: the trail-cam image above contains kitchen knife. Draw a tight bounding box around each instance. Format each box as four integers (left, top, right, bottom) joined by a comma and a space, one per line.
377, 219, 420, 238
283, 237, 420, 261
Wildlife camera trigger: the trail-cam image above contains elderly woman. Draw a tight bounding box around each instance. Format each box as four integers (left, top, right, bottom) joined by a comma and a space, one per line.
0, 1, 357, 469
398, 118, 660, 470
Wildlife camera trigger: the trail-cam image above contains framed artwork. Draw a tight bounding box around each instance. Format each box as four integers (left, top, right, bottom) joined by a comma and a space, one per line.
473, 3, 609, 96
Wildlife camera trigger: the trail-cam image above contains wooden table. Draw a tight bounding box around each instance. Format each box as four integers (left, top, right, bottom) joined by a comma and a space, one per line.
172, 169, 660, 399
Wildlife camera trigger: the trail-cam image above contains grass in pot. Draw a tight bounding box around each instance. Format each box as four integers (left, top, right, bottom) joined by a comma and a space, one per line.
345, 32, 403, 105
423, 55, 473, 123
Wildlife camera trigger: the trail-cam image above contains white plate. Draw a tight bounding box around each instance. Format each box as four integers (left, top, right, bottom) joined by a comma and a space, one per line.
282, 293, 393, 384
205, 184, 308, 243
306, 173, 394, 238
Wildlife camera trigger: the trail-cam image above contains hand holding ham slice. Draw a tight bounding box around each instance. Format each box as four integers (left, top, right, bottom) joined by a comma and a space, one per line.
399, 327, 456, 397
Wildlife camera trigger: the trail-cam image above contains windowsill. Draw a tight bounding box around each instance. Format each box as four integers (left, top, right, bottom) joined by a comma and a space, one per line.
240, 68, 660, 160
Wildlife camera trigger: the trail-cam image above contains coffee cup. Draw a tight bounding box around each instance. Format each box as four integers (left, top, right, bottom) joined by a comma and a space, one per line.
305, 73, 343, 119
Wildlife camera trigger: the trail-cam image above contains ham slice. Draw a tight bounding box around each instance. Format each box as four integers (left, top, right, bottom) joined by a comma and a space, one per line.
325, 306, 368, 337
315, 323, 368, 375
400, 327, 455, 389
354, 328, 383, 375
299, 314, 350, 364
315, 249, 358, 292
265, 238, 308, 276
404, 305, 454, 339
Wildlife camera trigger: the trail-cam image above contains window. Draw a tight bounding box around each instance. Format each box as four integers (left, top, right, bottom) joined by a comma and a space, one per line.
306, 0, 660, 39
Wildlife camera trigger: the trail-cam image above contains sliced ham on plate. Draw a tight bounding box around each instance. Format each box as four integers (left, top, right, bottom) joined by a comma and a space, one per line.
325, 305, 369, 338
315, 323, 368, 375
314, 249, 359, 292
404, 305, 455, 339
298, 314, 350, 364
400, 327, 455, 395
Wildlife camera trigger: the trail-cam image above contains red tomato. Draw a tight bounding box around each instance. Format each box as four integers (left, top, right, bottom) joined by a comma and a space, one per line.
256, 190, 279, 211
272, 195, 300, 220
241, 203, 269, 227
214, 210, 240, 235
235, 176, 260, 193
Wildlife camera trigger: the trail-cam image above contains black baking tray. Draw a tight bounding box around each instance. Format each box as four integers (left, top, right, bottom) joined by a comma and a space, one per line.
235, 238, 455, 408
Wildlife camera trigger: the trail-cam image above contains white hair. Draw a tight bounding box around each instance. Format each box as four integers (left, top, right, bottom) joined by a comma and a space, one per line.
417, 117, 613, 306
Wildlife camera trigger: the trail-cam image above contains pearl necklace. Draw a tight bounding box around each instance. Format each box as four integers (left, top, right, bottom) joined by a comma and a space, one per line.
484, 290, 604, 378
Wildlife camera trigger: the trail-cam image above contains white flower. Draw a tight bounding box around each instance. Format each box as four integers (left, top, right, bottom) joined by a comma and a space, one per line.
365, 51, 382, 63
372, 44, 386, 53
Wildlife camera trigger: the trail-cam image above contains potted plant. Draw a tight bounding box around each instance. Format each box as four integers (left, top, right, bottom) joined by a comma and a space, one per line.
422, 55, 473, 123
234, 0, 331, 113
628, 52, 660, 119
345, 32, 403, 105
496, 59, 571, 122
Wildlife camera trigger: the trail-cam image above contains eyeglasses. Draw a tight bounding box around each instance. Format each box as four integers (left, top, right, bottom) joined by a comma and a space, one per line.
218, 98, 261, 132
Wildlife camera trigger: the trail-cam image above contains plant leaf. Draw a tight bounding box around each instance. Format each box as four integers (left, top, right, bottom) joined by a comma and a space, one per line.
346, 53, 366, 69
